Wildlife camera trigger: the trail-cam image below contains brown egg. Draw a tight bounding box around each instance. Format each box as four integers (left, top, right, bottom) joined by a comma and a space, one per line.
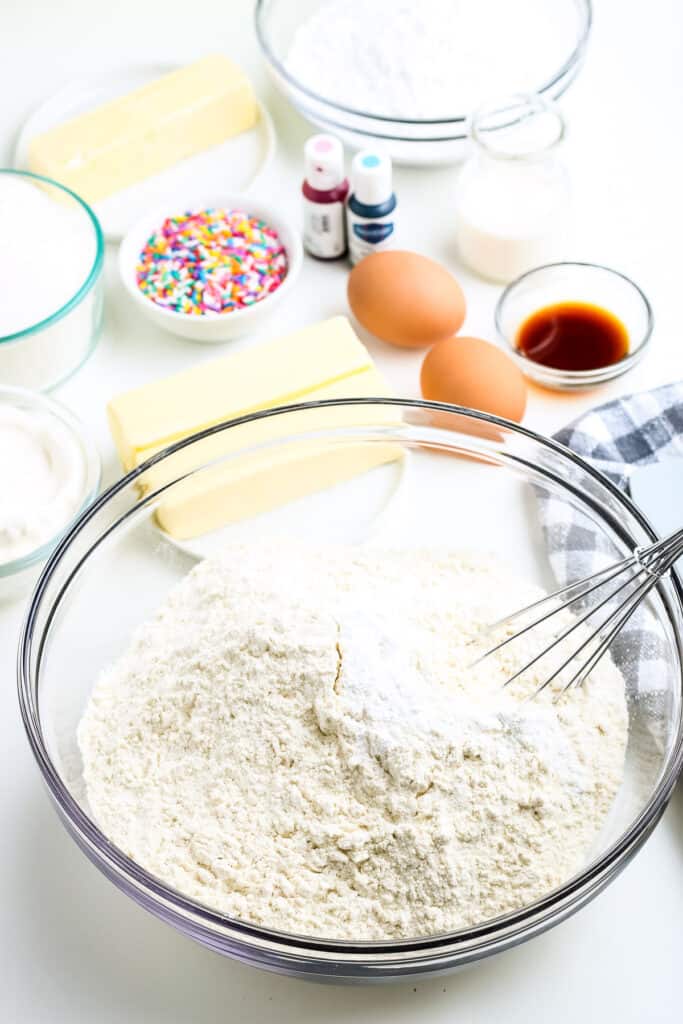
348, 250, 466, 349
421, 336, 527, 423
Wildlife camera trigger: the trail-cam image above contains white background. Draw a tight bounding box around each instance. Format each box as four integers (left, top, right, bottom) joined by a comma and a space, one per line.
1, 0, 682, 1019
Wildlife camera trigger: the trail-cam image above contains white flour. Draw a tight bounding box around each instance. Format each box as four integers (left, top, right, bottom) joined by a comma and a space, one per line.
78, 542, 628, 940
285, 0, 581, 119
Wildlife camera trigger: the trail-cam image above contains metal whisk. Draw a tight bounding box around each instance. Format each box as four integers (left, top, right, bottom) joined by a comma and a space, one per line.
472, 527, 683, 700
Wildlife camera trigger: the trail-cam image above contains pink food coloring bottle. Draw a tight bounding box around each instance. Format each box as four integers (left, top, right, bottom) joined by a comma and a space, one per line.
302, 134, 349, 259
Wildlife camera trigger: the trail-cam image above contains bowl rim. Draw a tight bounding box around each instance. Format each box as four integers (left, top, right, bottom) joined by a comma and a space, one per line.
495, 260, 655, 387
118, 193, 303, 326
0, 385, 101, 577
17, 397, 683, 967
0, 169, 105, 345
254, 0, 593, 127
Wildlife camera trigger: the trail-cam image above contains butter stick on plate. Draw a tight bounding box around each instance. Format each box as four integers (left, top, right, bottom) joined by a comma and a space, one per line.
109, 317, 374, 471
107, 317, 402, 539
28, 55, 258, 204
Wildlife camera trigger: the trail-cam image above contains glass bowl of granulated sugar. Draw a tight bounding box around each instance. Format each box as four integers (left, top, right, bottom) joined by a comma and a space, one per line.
0, 170, 104, 390
255, 0, 592, 164
18, 400, 683, 981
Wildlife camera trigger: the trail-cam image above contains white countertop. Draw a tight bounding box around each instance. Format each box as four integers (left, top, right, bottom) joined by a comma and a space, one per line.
1, 0, 681, 1019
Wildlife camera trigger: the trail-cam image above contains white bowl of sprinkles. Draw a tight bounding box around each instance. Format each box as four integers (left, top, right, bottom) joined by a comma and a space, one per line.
118, 192, 303, 343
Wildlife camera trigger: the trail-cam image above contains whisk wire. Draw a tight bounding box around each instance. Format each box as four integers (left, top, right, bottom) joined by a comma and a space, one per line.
532, 571, 657, 700
472, 525, 683, 700
475, 552, 640, 652
500, 562, 657, 692
558, 585, 652, 697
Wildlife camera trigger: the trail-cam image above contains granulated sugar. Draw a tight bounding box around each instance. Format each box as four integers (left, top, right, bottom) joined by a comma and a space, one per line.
0, 174, 99, 388
0, 174, 96, 337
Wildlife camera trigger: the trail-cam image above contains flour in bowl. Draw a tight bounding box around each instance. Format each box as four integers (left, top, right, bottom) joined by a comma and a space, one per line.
78, 542, 628, 940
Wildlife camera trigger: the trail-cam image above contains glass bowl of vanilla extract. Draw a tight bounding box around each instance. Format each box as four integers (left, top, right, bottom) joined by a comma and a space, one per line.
495, 261, 654, 390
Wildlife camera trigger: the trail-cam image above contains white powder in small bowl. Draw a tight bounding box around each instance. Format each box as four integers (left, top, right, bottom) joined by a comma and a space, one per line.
0, 402, 87, 565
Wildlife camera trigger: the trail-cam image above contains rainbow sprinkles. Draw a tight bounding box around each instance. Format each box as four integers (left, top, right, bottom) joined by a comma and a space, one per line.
135, 208, 288, 316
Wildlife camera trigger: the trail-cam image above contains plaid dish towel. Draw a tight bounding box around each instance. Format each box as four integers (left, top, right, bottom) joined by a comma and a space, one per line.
553, 381, 683, 491
540, 381, 683, 707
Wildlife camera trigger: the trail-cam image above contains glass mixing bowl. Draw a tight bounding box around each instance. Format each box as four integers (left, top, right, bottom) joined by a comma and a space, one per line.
17, 400, 683, 981
255, 0, 592, 165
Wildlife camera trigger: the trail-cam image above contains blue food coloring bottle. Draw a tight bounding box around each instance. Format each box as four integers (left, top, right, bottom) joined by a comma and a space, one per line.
346, 150, 397, 265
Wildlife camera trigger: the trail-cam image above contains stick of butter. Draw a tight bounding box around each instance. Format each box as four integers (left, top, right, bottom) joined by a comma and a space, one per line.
107, 317, 402, 539
109, 317, 379, 470
151, 372, 400, 539
28, 55, 258, 203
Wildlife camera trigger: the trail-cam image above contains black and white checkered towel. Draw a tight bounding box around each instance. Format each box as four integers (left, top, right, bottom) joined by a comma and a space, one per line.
541, 381, 683, 704
553, 381, 683, 490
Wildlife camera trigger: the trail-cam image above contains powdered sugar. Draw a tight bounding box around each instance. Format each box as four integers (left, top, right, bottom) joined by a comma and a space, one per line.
285, 0, 582, 120
78, 542, 627, 940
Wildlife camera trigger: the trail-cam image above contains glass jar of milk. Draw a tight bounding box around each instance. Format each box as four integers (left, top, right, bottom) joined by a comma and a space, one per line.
455, 93, 570, 283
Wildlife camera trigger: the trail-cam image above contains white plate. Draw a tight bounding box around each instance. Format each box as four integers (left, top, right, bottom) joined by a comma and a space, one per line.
14, 64, 276, 240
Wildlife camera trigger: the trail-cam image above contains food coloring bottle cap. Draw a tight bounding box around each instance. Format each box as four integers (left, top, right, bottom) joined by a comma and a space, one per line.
304, 134, 345, 192
350, 150, 393, 207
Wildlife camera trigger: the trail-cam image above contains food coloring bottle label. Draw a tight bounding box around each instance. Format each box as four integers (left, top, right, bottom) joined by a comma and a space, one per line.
303, 198, 347, 258
353, 222, 394, 243
347, 210, 395, 263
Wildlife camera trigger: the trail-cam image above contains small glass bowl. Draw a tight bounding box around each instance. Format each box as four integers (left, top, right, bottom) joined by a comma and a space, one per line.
0, 169, 104, 391
0, 386, 101, 602
495, 261, 654, 390
255, 0, 592, 165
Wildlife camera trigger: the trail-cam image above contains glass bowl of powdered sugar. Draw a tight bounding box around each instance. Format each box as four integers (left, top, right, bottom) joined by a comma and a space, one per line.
0, 170, 104, 390
255, 0, 592, 164
18, 400, 683, 980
